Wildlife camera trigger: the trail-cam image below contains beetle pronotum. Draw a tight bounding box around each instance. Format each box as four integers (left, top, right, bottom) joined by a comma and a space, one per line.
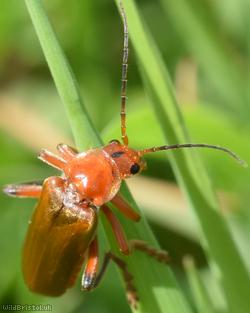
3, 2, 245, 308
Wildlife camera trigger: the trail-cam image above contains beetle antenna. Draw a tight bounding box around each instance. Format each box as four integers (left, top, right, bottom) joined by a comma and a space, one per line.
119, 2, 129, 146
139, 143, 247, 167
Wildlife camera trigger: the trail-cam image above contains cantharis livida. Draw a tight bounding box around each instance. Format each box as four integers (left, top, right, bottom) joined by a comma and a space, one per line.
3, 3, 245, 307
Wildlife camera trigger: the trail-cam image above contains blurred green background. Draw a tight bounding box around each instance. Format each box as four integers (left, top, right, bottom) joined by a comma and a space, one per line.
0, 0, 249, 312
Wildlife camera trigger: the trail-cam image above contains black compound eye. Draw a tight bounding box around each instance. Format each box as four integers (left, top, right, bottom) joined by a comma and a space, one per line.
109, 139, 120, 144
111, 151, 124, 158
130, 163, 140, 175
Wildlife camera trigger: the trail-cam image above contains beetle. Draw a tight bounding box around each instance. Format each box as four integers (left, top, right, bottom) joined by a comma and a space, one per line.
3, 3, 244, 307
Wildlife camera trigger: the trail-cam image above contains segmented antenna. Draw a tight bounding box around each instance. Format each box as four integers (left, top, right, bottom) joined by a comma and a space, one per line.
139, 143, 247, 167
119, 2, 129, 146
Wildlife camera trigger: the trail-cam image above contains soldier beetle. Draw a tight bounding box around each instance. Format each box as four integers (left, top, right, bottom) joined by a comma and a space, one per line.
3, 3, 245, 307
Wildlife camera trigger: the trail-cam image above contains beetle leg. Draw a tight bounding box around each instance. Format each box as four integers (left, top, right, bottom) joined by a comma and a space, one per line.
111, 193, 141, 222
96, 252, 138, 308
81, 234, 138, 307
57, 143, 78, 161
101, 205, 130, 255
101, 205, 169, 262
38, 149, 67, 170
130, 239, 170, 264
84, 248, 138, 308
81, 236, 99, 291
3, 182, 42, 198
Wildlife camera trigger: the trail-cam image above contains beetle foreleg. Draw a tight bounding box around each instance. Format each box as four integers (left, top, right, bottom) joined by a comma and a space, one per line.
3, 182, 42, 198
130, 239, 170, 264
38, 149, 66, 170
111, 193, 141, 222
101, 205, 130, 255
57, 143, 78, 161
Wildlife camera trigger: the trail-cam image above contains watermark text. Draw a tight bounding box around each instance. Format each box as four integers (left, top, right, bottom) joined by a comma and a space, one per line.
1, 304, 53, 311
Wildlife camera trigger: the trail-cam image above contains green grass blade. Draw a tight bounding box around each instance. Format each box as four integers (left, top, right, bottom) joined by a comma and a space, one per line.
159, 0, 248, 118
116, 1, 250, 312
24, 1, 193, 312
25, 0, 100, 150
183, 256, 216, 313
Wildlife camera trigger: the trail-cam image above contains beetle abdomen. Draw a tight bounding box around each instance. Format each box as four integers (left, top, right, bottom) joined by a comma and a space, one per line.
22, 177, 97, 296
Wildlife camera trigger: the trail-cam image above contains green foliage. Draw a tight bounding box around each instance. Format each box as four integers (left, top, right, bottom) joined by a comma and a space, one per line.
0, 0, 249, 313
116, 2, 250, 312
24, 1, 192, 312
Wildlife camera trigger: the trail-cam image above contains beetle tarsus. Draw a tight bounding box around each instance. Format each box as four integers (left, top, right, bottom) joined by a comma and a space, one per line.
81, 274, 96, 291
130, 239, 170, 264
3, 184, 17, 196
57, 143, 78, 161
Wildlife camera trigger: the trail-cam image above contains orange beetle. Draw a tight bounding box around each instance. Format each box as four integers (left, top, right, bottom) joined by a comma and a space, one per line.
3, 4, 244, 306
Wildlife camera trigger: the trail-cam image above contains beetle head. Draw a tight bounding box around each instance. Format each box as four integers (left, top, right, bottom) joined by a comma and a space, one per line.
103, 140, 147, 179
